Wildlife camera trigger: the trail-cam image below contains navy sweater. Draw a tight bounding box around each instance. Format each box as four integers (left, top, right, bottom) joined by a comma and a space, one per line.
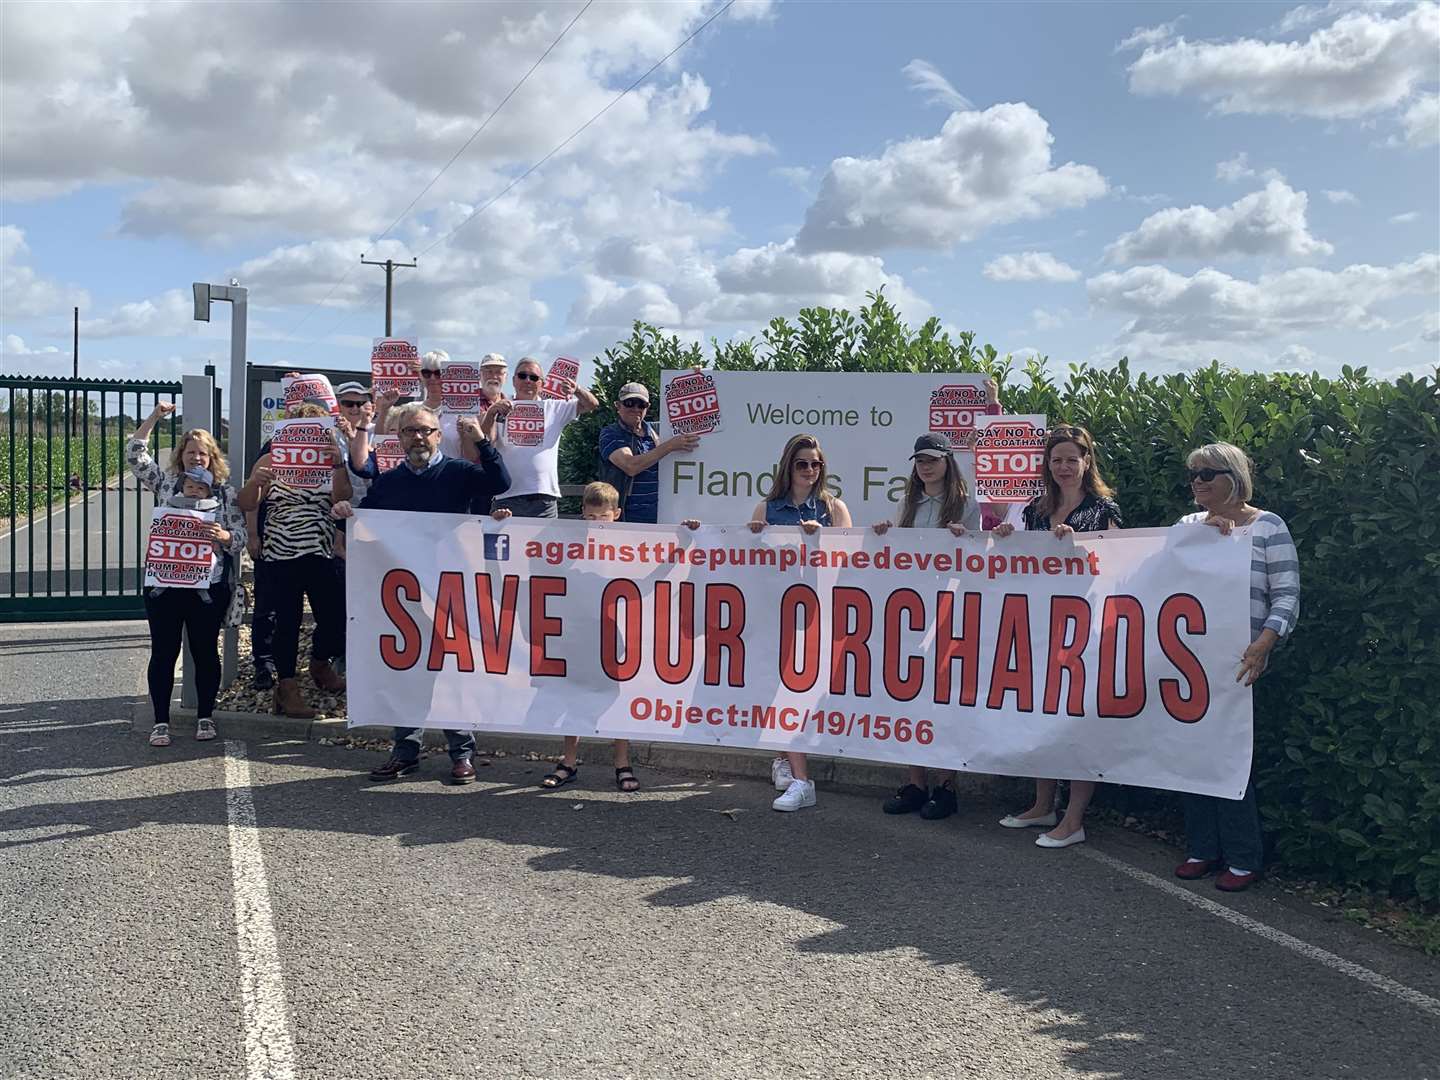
359, 445, 510, 514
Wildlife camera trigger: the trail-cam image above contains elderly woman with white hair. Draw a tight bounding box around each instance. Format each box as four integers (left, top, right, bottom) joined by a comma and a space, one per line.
1173, 441, 1300, 892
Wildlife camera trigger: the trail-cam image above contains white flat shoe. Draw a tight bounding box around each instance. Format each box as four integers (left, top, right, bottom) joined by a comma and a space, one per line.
1035, 828, 1086, 848
998, 812, 1057, 829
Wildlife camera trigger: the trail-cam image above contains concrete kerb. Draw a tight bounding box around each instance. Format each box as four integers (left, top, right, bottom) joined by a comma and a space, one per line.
153, 704, 1027, 799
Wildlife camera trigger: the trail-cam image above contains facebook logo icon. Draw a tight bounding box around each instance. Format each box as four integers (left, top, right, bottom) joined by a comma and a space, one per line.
483, 533, 510, 561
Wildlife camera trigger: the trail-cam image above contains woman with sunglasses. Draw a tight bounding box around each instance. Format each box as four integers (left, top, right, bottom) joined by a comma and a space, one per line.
993, 424, 1122, 848
488, 357, 598, 518
1173, 442, 1299, 892
747, 434, 854, 811
873, 433, 983, 820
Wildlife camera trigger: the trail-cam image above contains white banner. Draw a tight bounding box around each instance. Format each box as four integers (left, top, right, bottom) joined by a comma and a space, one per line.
347, 513, 1255, 798
657, 371, 992, 526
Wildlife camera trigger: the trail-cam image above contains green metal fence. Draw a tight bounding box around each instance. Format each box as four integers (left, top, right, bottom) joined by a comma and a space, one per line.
1, 375, 185, 620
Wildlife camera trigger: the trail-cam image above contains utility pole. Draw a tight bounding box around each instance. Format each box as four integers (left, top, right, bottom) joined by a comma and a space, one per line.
360, 254, 417, 336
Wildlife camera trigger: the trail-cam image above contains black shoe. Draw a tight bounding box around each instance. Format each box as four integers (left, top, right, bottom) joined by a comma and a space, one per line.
369, 757, 420, 782
254, 664, 276, 691
882, 783, 928, 814
919, 784, 958, 820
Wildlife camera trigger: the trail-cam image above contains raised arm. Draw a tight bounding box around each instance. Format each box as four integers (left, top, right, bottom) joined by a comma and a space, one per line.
607, 432, 700, 477
572, 382, 599, 416
126, 401, 177, 493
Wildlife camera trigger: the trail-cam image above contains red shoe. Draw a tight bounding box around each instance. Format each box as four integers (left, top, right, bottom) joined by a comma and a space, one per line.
1215, 869, 1259, 892
1174, 858, 1221, 880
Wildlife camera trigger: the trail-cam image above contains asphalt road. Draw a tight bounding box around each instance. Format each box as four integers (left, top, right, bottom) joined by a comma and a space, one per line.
0, 483, 157, 598
2, 621, 1438, 1080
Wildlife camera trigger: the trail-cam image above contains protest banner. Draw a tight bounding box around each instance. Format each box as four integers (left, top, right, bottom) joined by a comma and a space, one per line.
657, 371, 989, 526
282, 373, 338, 415
347, 514, 1255, 798
974, 415, 1048, 504
372, 434, 404, 473
540, 356, 580, 400
271, 417, 337, 492
441, 361, 483, 414
929, 383, 999, 450
372, 338, 420, 398
506, 401, 545, 447
144, 509, 220, 589
664, 371, 723, 435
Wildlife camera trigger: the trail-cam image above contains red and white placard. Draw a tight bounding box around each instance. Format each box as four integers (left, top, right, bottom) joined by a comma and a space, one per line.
505, 402, 545, 447
973, 415, 1048, 504
372, 434, 405, 473
144, 509, 220, 589
271, 417, 337, 492
282, 373, 338, 416
540, 356, 580, 401
371, 338, 420, 398
929, 383, 998, 450
441, 361, 483, 414
663, 371, 723, 435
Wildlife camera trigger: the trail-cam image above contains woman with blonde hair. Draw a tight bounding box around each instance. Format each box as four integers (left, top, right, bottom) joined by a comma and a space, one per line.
747, 433, 853, 811
994, 423, 1122, 848
128, 402, 248, 746
1173, 441, 1299, 891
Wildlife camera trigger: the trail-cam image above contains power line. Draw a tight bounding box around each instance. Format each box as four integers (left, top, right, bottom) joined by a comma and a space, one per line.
418, 0, 736, 259
286, 0, 593, 337
302, 0, 736, 349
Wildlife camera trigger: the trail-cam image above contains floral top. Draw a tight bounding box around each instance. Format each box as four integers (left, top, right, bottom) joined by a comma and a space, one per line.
127, 438, 248, 628
1023, 492, 1123, 533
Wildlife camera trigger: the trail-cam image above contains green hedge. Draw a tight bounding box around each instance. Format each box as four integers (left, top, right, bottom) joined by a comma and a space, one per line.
560, 292, 1440, 901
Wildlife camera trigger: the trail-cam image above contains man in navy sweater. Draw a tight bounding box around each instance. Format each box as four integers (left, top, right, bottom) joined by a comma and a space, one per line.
332, 401, 510, 784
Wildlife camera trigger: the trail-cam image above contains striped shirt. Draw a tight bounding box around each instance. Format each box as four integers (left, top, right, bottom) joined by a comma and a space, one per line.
1180, 510, 1300, 641
261, 483, 335, 561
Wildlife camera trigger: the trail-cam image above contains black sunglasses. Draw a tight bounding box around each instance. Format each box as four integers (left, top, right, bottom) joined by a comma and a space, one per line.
338, 399, 368, 408
419, 369, 443, 379
620, 398, 648, 409
1188, 467, 1232, 482
515, 372, 541, 382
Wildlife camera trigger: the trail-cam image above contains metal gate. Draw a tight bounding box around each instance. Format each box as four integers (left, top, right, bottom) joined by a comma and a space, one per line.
1, 374, 187, 620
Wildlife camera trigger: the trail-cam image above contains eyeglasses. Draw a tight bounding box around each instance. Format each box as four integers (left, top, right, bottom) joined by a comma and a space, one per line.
515, 371, 541, 382
793, 459, 823, 472
420, 369, 442, 379
338, 399, 368, 408
620, 398, 648, 409
1188, 467, 1232, 482
399, 426, 440, 439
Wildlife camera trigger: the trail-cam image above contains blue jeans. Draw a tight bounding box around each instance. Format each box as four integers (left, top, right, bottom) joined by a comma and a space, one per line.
392, 727, 475, 765
1180, 780, 1263, 871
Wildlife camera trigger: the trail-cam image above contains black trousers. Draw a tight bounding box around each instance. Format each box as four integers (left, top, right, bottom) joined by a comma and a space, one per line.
264, 554, 345, 679
144, 584, 231, 725
251, 559, 277, 670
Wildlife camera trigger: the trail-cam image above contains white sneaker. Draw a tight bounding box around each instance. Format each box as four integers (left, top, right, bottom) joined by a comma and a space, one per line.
195, 719, 217, 741
771, 755, 795, 791
772, 778, 816, 812
149, 723, 171, 747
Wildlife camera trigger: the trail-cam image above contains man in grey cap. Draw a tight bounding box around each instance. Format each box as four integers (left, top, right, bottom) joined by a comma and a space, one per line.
597, 382, 699, 523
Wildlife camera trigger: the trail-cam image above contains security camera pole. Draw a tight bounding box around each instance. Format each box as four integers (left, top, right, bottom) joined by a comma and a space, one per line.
360, 254, 418, 336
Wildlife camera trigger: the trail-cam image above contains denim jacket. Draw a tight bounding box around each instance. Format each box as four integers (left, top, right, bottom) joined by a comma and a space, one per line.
764, 494, 833, 526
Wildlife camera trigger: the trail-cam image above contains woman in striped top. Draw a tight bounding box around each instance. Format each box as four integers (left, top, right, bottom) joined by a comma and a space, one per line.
1174, 441, 1300, 893
238, 403, 352, 718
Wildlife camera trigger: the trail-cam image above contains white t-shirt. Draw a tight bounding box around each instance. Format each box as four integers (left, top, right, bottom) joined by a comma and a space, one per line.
496, 397, 578, 498
436, 407, 464, 461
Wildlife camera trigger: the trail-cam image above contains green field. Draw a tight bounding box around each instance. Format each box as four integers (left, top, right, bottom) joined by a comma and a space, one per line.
0, 431, 171, 518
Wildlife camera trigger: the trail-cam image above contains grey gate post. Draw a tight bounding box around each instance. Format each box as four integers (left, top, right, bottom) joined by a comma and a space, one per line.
178, 372, 216, 711
193, 284, 248, 691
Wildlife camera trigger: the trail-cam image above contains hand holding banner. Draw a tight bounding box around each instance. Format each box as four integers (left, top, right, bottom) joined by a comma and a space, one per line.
145, 509, 220, 589
372, 338, 420, 398
271, 417, 337, 492
974, 415, 1048, 504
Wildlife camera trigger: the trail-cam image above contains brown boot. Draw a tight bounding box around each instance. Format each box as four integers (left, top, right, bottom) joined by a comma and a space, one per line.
273, 677, 316, 719
309, 657, 346, 693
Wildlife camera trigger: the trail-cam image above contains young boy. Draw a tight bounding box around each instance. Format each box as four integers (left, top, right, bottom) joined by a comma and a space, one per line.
535, 481, 699, 793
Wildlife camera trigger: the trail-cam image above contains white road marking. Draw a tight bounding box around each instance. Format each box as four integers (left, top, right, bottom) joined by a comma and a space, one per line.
223, 739, 298, 1080
1078, 846, 1440, 1018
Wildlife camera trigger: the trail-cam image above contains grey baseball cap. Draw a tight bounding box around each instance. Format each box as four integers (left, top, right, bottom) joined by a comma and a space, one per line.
911, 433, 953, 459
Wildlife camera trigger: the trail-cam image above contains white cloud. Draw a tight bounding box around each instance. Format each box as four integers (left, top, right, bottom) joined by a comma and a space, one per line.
1216, 152, 1256, 182
1126, 4, 1440, 120
2, 334, 62, 357
1031, 307, 1069, 330
1087, 254, 1440, 352
1400, 92, 1440, 146
1115, 18, 1186, 53
983, 252, 1081, 283
772, 165, 814, 191
795, 102, 1107, 254
0, 226, 90, 320
1323, 188, 1359, 203
78, 289, 203, 339
1105, 180, 1333, 263
1390, 211, 1420, 223
902, 59, 972, 110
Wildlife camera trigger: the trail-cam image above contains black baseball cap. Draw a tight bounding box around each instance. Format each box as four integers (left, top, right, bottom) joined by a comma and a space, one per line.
911, 433, 953, 459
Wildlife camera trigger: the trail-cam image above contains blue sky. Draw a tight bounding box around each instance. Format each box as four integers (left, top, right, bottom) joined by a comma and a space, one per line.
2, 0, 1436, 394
